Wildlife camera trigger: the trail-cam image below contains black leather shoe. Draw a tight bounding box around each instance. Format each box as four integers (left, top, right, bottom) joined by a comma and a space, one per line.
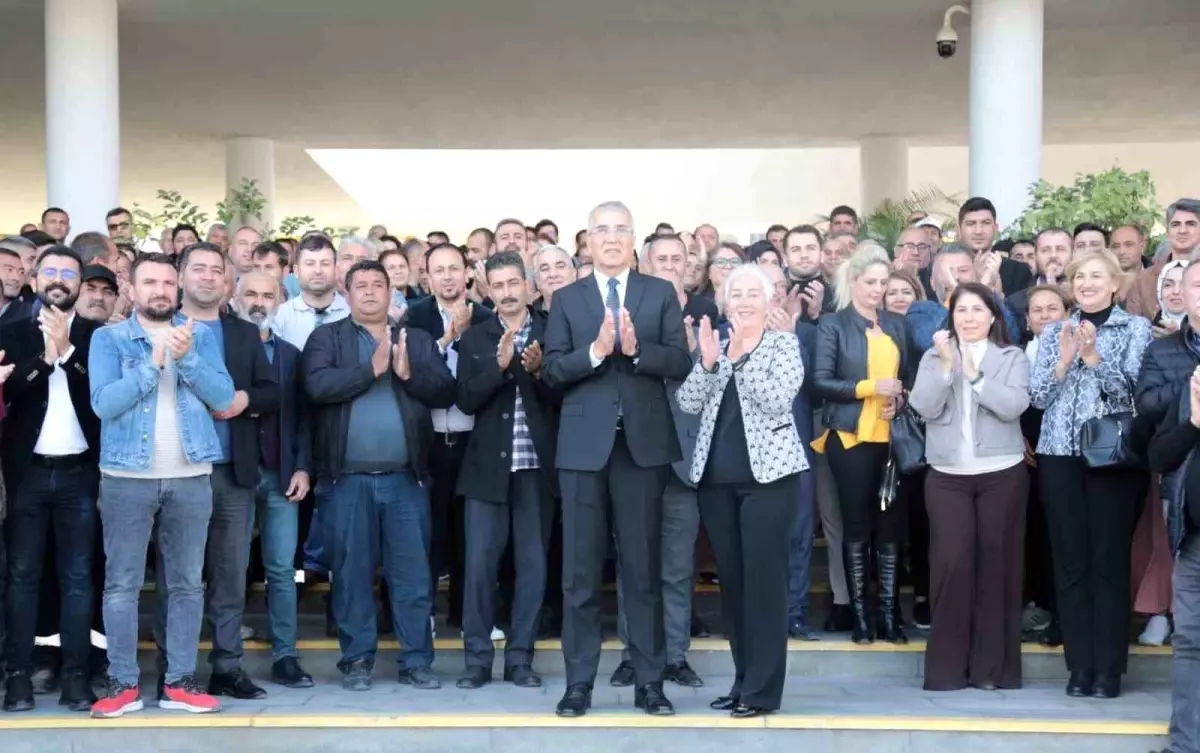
844, 541, 874, 644
634, 683, 675, 716
503, 665, 542, 688
1039, 619, 1063, 647
1092, 674, 1121, 699
209, 668, 267, 700
609, 660, 636, 687
731, 703, 773, 719
271, 657, 314, 689
824, 603, 854, 633
710, 695, 739, 711
877, 542, 908, 645
3, 672, 35, 712
398, 666, 441, 689
664, 661, 704, 688
555, 684, 592, 717
58, 671, 97, 712
1066, 670, 1095, 698
456, 667, 491, 690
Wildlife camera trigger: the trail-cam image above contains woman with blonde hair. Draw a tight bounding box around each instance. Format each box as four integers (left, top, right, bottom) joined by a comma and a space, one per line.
884, 269, 926, 316
813, 241, 912, 644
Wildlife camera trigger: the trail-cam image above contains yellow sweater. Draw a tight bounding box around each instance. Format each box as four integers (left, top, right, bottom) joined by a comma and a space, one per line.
812, 329, 899, 452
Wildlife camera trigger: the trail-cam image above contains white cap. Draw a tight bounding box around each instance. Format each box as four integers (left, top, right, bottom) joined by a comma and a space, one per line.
915, 216, 943, 230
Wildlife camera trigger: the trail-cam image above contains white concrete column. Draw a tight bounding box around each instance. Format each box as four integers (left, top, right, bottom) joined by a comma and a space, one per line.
860, 137, 909, 212
45, 0, 120, 238
225, 137, 276, 231
968, 0, 1043, 228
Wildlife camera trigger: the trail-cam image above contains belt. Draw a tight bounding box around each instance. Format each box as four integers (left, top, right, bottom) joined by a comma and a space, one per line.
435, 431, 470, 447
31, 452, 90, 469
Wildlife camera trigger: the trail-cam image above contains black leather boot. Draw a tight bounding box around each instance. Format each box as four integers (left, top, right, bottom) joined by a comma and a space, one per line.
877, 542, 908, 645
843, 541, 873, 644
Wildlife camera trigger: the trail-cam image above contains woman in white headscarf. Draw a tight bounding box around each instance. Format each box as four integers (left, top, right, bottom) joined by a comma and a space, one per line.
1153, 259, 1189, 338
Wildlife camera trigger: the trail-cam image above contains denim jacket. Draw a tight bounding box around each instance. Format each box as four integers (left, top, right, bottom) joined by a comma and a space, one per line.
88, 314, 235, 471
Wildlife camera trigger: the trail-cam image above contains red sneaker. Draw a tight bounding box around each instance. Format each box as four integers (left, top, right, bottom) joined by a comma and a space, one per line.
160, 675, 222, 714
91, 678, 144, 718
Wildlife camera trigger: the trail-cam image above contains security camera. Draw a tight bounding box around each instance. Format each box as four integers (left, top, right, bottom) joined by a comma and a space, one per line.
937, 5, 970, 59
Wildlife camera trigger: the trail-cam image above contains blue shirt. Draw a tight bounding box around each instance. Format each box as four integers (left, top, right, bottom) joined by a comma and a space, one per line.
197, 319, 232, 463
343, 324, 409, 473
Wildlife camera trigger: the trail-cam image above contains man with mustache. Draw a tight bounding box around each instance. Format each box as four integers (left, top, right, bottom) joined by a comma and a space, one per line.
77, 266, 120, 324
234, 272, 314, 689
0, 246, 103, 713
88, 253, 234, 718
453, 251, 559, 690
154, 243, 279, 702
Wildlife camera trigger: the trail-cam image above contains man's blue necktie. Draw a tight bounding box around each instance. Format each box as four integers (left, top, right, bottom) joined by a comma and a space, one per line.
606, 277, 622, 353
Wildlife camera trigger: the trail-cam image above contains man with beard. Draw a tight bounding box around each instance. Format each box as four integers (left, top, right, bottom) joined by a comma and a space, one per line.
465, 228, 495, 264
1007, 228, 1073, 318
272, 235, 350, 350
0, 244, 31, 329
77, 265, 121, 324
233, 272, 314, 689
105, 208, 134, 244
955, 197, 1033, 297
88, 253, 234, 718
0, 246, 103, 713
406, 243, 494, 631
152, 243, 278, 702
534, 245, 577, 313
784, 225, 833, 321
495, 219, 530, 263
40, 208, 70, 243
454, 252, 558, 690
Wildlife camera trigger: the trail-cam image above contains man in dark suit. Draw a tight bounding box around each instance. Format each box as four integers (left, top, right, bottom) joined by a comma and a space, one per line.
160, 242, 280, 701
453, 251, 559, 690
233, 272, 314, 689
404, 243, 494, 630
543, 201, 692, 718
788, 319, 821, 640
0, 246, 102, 712
0, 243, 33, 332
956, 196, 1034, 298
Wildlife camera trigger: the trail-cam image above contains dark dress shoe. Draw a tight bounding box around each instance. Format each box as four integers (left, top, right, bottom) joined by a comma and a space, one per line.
209, 669, 268, 700
3, 672, 35, 712
691, 614, 712, 638
399, 666, 441, 689
271, 657, 314, 689
1039, 620, 1063, 647
824, 603, 854, 632
503, 665, 542, 688
1066, 670, 1095, 698
731, 703, 773, 719
664, 661, 704, 688
634, 683, 675, 716
555, 684, 592, 718
788, 619, 821, 641
58, 671, 97, 712
1092, 674, 1121, 699
710, 695, 739, 711
456, 667, 492, 690
609, 660, 636, 687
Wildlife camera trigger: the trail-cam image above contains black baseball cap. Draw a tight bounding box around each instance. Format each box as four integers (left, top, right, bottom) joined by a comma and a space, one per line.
81, 264, 118, 291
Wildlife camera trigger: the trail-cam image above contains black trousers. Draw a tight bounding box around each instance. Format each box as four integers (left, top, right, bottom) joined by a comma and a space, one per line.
560, 429, 668, 688
699, 474, 798, 710
1038, 455, 1144, 676
429, 432, 469, 624
462, 470, 554, 670
901, 469, 929, 601
824, 434, 906, 544
1023, 464, 1057, 613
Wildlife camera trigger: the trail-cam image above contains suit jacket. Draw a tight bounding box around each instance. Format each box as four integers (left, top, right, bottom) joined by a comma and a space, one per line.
676, 330, 809, 485
0, 314, 102, 488
217, 315, 282, 488
543, 271, 692, 471
0, 299, 32, 336
263, 335, 311, 483
404, 294, 495, 344
997, 256, 1033, 298
455, 308, 560, 502
791, 320, 818, 461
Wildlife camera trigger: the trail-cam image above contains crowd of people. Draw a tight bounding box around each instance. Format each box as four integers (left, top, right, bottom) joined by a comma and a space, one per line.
0, 195, 1197, 751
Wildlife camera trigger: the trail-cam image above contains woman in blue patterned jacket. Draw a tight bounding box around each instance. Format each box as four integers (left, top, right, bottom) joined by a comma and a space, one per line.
1030, 248, 1152, 700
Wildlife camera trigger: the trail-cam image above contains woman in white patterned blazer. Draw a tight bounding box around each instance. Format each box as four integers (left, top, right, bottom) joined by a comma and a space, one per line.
676, 264, 808, 719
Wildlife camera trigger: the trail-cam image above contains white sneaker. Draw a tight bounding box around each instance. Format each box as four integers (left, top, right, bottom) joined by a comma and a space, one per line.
1139, 615, 1171, 646
490, 626, 506, 641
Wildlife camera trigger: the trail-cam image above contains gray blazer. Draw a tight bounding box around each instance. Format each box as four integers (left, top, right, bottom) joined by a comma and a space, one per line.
676, 330, 809, 485
908, 343, 1031, 467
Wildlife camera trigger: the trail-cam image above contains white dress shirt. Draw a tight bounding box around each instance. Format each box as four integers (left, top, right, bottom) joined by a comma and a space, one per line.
34, 312, 90, 457
589, 267, 631, 368
431, 303, 475, 434
271, 292, 350, 350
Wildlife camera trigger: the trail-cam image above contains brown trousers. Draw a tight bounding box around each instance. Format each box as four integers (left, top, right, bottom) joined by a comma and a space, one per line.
923, 463, 1028, 691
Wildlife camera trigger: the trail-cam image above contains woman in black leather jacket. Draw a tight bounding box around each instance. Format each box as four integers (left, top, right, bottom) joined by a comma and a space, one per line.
812, 241, 911, 644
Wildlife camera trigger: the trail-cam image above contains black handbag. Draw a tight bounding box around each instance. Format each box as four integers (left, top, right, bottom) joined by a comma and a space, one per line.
889, 405, 927, 475
1079, 387, 1140, 469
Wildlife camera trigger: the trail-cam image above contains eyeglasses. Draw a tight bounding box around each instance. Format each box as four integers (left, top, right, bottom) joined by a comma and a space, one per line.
588, 225, 633, 238
710, 258, 742, 270
895, 242, 932, 253
106, 221, 131, 232
39, 267, 78, 281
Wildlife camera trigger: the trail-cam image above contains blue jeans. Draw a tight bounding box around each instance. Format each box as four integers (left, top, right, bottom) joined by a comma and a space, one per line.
787, 468, 815, 622
99, 474, 212, 686
4, 463, 98, 675
1171, 533, 1200, 753
255, 468, 300, 661
322, 472, 432, 672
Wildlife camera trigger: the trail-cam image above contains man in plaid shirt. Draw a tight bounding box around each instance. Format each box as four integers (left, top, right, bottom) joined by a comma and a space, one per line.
453, 252, 560, 690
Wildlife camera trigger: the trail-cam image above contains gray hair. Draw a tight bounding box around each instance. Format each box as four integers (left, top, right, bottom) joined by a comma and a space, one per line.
721, 262, 774, 304
534, 244, 572, 270
338, 235, 375, 261
1167, 198, 1200, 224
930, 244, 973, 301
234, 270, 282, 298
0, 235, 36, 254
587, 201, 633, 233
833, 240, 891, 310
207, 222, 228, 234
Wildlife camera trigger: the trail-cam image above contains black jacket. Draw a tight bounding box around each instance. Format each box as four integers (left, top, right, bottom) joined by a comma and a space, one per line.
215, 315, 281, 488
262, 335, 311, 483
454, 309, 560, 502
813, 306, 911, 434
0, 299, 32, 336
1134, 320, 1200, 453
0, 314, 102, 488
404, 295, 495, 344
998, 257, 1034, 298
302, 317, 456, 480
